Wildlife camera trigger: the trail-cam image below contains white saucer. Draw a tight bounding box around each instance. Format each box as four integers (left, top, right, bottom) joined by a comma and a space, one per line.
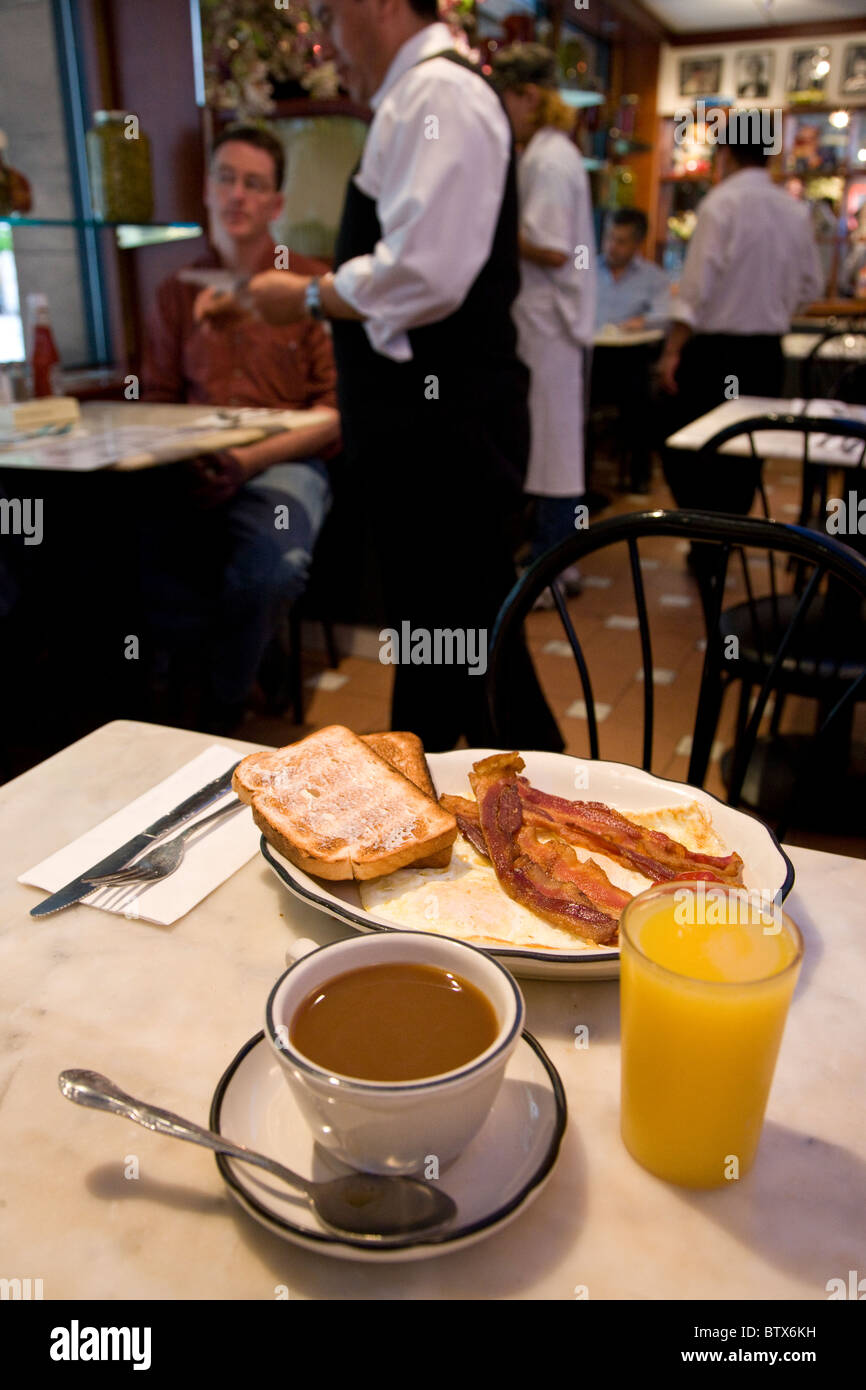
209, 1030, 567, 1262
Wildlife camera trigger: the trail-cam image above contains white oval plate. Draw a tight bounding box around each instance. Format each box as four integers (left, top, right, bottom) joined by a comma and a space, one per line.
210, 1029, 566, 1262
260, 749, 794, 981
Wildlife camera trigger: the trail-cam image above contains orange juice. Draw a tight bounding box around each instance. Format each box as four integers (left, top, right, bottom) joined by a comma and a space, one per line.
620, 881, 803, 1188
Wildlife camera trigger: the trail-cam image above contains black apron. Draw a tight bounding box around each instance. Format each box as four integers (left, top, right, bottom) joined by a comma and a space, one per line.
332, 50, 529, 510
331, 48, 562, 752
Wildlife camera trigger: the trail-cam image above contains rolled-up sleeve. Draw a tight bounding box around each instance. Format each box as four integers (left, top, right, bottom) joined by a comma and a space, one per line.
519, 155, 573, 256
332, 67, 511, 361
672, 202, 728, 330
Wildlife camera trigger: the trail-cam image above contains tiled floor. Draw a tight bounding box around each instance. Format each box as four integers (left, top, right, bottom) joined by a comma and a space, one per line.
240, 452, 866, 859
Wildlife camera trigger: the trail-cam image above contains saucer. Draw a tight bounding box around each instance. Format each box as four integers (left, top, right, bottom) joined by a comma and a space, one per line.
209, 1030, 567, 1262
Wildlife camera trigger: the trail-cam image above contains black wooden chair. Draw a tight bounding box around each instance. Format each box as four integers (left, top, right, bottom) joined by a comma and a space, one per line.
802, 329, 866, 403
485, 510, 866, 839
696, 411, 866, 533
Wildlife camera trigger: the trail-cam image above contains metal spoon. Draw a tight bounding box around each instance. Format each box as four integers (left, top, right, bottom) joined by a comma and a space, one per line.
58, 1070, 457, 1241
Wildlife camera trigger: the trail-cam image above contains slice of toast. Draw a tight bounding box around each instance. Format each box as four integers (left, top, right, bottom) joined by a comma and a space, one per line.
361, 732, 451, 869
233, 725, 457, 881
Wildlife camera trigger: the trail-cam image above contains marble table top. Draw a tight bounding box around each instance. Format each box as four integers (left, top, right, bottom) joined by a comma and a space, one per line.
665, 395, 866, 467
2, 720, 865, 1300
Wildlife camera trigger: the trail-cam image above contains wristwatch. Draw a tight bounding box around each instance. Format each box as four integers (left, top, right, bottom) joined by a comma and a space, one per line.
304, 277, 325, 321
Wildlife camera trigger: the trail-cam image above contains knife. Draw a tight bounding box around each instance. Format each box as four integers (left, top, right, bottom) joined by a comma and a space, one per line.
30, 762, 242, 918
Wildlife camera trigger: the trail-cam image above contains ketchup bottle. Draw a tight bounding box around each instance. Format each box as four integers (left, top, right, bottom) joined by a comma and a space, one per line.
27, 293, 62, 398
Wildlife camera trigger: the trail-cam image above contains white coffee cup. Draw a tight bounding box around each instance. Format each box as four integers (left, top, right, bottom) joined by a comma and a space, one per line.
265, 931, 524, 1175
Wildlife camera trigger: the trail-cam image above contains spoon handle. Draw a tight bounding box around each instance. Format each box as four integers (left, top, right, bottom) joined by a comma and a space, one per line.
58, 1070, 314, 1197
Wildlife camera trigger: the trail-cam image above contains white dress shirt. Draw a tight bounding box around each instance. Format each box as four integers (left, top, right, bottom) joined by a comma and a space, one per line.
513, 126, 596, 347
331, 23, 511, 362
674, 168, 824, 335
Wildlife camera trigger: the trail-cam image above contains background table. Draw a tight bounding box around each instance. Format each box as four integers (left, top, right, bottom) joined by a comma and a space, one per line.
594, 326, 664, 348
0, 402, 272, 472
665, 396, 866, 468
3, 720, 864, 1300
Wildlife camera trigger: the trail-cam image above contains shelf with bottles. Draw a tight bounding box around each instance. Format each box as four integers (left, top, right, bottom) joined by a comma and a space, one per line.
780, 109, 866, 297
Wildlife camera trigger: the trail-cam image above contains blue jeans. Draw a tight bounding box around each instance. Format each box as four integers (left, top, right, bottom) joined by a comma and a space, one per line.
140, 457, 331, 709
212, 457, 332, 705
528, 494, 585, 564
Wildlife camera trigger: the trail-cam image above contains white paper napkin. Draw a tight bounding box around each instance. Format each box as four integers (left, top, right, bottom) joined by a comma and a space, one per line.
20, 745, 262, 926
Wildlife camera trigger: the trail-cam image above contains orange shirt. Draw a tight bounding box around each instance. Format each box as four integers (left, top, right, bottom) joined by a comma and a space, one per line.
141, 245, 338, 414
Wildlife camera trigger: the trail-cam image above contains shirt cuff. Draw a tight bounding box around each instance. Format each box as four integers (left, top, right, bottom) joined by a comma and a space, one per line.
671, 300, 697, 331
332, 257, 412, 363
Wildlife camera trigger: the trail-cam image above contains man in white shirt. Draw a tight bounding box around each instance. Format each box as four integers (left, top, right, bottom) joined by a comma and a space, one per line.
658, 130, 824, 520
199, 0, 562, 751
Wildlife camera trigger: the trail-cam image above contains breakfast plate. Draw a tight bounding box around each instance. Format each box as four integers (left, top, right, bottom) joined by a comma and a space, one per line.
261, 749, 794, 980
210, 1029, 566, 1261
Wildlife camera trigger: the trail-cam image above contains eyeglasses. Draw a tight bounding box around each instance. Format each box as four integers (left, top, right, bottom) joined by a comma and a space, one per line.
212, 168, 276, 195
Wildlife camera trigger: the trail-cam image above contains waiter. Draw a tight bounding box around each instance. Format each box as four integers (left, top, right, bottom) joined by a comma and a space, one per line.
658, 128, 824, 521
199, 0, 562, 752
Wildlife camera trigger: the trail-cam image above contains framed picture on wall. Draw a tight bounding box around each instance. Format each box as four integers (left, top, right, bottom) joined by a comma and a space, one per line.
841, 44, 866, 96
679, 57, 723, 97
735, 51, 773, 99
787, 46, 831, 100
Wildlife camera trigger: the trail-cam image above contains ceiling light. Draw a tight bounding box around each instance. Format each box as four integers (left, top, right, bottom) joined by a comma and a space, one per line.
829, 110, 850, 129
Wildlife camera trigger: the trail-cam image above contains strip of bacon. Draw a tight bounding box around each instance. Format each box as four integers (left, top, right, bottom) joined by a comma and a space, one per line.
516, 778, 743, 885
468, 755, 619, 945
442, 794, 630, 915
517, 829, 632, 915
447, 767, 742, 885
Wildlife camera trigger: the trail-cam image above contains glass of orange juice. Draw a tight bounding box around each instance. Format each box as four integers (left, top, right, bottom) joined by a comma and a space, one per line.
620, 879, 803, 1188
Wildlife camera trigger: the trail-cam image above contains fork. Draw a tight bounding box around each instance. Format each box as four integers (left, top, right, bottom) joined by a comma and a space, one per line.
82, 799, 245, 888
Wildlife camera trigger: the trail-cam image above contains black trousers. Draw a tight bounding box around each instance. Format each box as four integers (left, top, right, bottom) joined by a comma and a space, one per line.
361, 408, 564, 754
659, 333, 785, 516
589, 343, 657, 490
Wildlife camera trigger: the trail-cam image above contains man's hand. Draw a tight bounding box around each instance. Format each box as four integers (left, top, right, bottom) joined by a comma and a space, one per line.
656, 321, 691, 395
194, 272, 311, 326
189, 449, 248, 506
620, 315, 646, 333
656, 348, 681, 395
246, 271, 311, 324
192, 285, 252, 325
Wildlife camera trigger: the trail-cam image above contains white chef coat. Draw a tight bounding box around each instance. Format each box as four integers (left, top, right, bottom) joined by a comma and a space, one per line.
332, 23, 511, 363
674, 168, 824, 335
512, 126, 596, 497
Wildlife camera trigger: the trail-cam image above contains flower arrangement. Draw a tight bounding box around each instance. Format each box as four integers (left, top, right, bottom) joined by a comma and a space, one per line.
200, 0, 477, 116
200, 0, 338, 113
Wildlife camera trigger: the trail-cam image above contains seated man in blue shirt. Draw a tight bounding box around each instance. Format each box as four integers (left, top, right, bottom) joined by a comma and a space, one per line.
596, 208, 671, 333
590, 208, 670, 492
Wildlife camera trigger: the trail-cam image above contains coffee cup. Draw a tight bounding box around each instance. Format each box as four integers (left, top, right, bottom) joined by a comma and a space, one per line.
265, 932, 524, 1175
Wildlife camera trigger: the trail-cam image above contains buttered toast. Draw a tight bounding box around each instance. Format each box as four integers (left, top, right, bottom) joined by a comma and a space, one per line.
233, 725, 457, 880
361, 731, 451, 868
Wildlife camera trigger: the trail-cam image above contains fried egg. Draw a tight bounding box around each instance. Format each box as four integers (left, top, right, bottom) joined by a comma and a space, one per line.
358, 801, 735, 953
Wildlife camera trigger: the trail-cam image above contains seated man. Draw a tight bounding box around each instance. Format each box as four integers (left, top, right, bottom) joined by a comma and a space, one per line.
140, 124, 340, 730
590, 208, 670, 493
